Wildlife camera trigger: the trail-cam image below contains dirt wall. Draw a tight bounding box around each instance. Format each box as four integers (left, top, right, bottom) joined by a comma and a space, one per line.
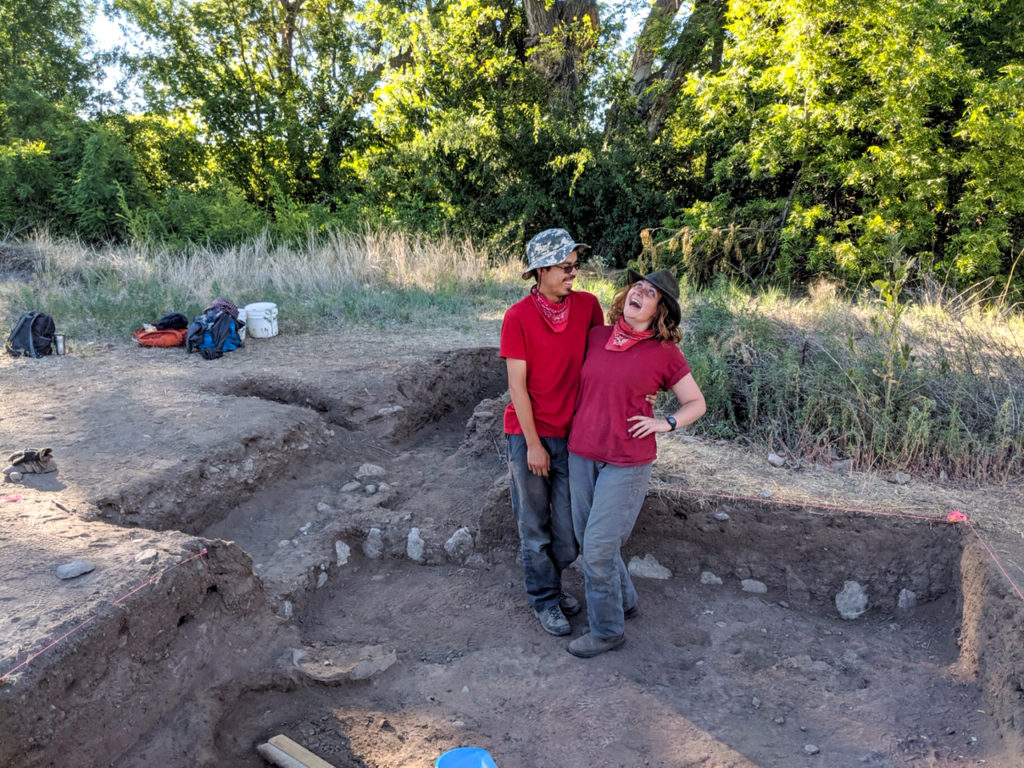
0, 541, 295, 768
958, 540, 1024, 756
630, 494, 963, 612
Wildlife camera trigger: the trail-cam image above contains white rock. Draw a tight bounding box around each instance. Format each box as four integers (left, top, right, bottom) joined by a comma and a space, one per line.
356, 463, 386, 479
759, 488, 772, 499
714, 511, 730, 521
444, 527, 474, 561
767, 453, 786, 467
363, 528, 384, 559
135, 548, 159, 565
804, 744, 820, 755
407, 527, 425, 562
835, 580, 868, 619
57, 561, 95, 580
364, 484, 377, 494
278, 539, 291, 548
378, 482, 391, 492
283, 600, 294, 619
341, 481, 361, 492
316, 572, 328, 589
299, 522, 313, 535
316, 502, 332, 513
376, 405, 404, 416
700, 570, 723, 585
335, 540, 351, 566
741, 579, 768, 594
627, 554, 672, 580
897, 588, 917, 611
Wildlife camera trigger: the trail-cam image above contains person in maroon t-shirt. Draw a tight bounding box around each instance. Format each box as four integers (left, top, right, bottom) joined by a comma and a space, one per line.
566, 268, 706, 658
500, 228, 605, 637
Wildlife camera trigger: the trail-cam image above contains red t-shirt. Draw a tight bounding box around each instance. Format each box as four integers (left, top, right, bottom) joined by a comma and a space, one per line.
500, 291, 605, 438
569, 325, 691, 466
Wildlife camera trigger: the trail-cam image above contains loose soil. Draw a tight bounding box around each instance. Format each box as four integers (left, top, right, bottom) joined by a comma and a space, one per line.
1, 325, 1023, 768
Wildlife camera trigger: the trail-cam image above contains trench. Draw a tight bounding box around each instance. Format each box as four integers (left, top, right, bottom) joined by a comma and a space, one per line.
4, 347, 1023, 768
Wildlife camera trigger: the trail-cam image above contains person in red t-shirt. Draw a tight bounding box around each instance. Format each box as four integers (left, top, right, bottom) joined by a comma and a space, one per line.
500, 228, 605, 637
566, 268, 706, 658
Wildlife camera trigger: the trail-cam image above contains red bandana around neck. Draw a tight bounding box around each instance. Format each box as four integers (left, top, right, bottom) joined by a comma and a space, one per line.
530, 285, 572, 332
605, 316, 655, 352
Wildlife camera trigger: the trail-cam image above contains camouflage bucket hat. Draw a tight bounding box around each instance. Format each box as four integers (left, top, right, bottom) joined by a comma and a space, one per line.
522, 228, 589, 279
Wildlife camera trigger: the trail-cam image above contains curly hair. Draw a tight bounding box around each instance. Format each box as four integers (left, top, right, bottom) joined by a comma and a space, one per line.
607, 284, 682, 344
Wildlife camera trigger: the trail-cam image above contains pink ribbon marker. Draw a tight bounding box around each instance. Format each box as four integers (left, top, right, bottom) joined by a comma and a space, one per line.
947, 510, 968, 523
1, 494, 23, 503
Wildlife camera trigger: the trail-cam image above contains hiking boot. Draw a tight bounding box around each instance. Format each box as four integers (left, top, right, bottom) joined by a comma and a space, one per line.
624, 603, 639, 620
534, 604, 571, 636
567, 632, 626, 658
559, 591, 582, 616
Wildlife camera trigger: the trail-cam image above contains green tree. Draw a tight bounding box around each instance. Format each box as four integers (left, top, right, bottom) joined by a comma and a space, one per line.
114, 0, 369, 213
660, 0, 1024, 286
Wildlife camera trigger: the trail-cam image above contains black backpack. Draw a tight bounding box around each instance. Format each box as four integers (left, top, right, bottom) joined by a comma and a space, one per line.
5, 312, 56, 358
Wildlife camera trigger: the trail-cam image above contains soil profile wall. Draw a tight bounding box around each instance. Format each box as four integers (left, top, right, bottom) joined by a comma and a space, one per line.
0, 542, 293, 768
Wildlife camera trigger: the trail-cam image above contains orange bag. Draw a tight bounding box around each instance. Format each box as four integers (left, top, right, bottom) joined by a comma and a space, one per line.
133, 328, 187, 347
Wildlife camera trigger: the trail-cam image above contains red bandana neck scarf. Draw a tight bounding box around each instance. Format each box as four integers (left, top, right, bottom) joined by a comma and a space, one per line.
530, 285, 572, 332
605, 316, 655, 352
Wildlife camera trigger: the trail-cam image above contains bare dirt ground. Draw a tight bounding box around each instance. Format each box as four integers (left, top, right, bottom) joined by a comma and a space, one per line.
2, 323, 1024, 768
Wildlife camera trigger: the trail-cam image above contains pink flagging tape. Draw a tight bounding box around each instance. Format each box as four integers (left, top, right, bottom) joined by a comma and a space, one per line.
946, 510, 1024, 603
0, 548, 208, 683
659, 485, 1024, 604
2, 494, 23, 503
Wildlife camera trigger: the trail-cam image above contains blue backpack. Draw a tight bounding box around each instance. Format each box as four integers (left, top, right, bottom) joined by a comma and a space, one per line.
186, 310, 243, 360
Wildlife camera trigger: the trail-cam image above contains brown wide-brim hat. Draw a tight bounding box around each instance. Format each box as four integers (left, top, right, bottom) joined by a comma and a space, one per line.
627, 268, 681, 326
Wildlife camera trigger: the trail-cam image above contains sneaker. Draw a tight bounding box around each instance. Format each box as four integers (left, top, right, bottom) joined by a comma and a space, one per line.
567, 632, 626, 658
534, 604, 571, 636
559, 592, 582, 616
624, 603, 639, 620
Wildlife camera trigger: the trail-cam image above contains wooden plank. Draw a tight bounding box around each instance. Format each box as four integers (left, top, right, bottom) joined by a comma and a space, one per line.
263, 734, 337, 768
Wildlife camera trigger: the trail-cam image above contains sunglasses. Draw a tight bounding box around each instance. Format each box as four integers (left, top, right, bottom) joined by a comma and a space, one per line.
551, 261, 580, 274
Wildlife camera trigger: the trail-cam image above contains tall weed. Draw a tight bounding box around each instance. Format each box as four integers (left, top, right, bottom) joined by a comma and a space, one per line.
677, 278, 1024, 482
0, 230, 520, 337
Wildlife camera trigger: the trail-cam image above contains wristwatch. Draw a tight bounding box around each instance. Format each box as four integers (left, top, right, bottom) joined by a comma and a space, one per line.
666, 416, 677, 432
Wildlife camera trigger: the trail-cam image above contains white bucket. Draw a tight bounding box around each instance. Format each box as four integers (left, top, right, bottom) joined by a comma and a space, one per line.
244, 302, 279, 338
236, 308, 246, 341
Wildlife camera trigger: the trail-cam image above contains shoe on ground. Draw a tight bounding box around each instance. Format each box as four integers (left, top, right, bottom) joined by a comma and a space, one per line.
624, 603, 639, 620
534, 604, 571, 636
559, 591, 582, 616
567, 632, 626, 658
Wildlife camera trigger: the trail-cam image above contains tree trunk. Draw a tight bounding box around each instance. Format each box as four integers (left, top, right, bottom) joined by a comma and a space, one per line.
609, 0, 725, 138
522, 0, 600, 111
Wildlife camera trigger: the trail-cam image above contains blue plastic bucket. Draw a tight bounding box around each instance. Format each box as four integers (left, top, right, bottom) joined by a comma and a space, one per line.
434, 746, 499, 768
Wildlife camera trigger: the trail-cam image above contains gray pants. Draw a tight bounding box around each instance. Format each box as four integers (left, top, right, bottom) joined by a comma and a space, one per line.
569, 453, 652, 640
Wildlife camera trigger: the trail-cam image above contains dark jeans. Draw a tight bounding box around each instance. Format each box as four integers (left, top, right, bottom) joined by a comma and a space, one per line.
507, 434, 578, 610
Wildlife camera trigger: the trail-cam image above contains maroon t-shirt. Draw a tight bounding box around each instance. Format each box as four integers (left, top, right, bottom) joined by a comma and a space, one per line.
500, 291, 605, 438
569, 325, 691, 466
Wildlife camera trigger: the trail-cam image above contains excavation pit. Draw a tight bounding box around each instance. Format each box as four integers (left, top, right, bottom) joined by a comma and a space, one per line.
1, 335, 1022, 768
